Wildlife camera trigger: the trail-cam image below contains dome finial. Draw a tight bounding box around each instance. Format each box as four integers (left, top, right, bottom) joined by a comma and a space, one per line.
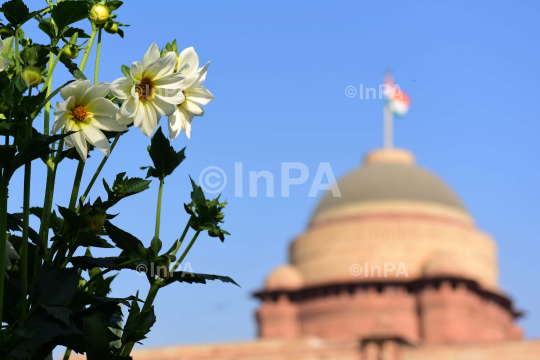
364, 148, 415, 165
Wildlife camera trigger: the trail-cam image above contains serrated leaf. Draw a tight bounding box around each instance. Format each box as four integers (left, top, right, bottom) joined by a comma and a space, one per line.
1, 0, 29, 26
30, 266, 79, 306
122, 296, 156, 345
103, 221, 144, 255
70, 256, 128, 270
143, 127, 186, 180
164, 272, 240, 287
76, 232, 114, 248
41, 304, 73, 326
51, 1, 90, 37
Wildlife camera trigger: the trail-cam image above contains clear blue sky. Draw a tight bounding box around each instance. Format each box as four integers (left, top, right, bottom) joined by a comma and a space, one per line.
16, 0, 540, 349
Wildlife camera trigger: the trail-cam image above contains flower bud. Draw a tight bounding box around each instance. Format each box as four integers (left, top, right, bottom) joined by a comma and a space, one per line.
0, 100, 11, 114
0, 26, 13, 39
21, 66, 42, 88
84, 209, 107, 233
89, 4, 109, 24
62, 45, 79, 60
104, 21, 119, 34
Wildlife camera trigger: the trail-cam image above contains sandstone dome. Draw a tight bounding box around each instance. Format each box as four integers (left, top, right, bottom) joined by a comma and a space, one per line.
290, 148, 499, 290
312, 148, 466, 221
265, 265, 304, 291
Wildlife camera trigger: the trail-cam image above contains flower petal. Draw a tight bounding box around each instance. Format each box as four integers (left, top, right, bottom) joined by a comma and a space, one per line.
116, 112, 133, 126
71, 124, 88, 162
0, 56, 10, 72
186, 85, 214, 105
120, 97, 137, 117
138, 101, 159, 137
154, 72, 186, 90
86, 97, 119, 117
110, 77, 134, 99
0, 39, 4, 54
151, 95, 176, 116
143, 52, 177, 80
177, 47, 199, 76
184, 62, 209, 89
141, 42, 160, 69
193, 61, 210, 86
72, 80, 91, 104
183, 100, 204, 115
130, 61, 144, 81
80, 82, 111, 106
91, 116, 128, 132
51, 113, 69, 134
54, 96, 75, 116
155, 88, 185, 105
169, 105, 193, 140
82, 124, 110, 157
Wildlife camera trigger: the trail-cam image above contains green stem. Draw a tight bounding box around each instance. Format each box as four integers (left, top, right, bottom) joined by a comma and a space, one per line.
154, 178, 164, 238
42, 45, 61, 135
20, 89, 33, 320
170, 231, 200, 274
14, 26, 20, 72
0, 179, 8, 324
170, 222, 190, 257
38, 132, 64, 261
79, 24, 98, 72
121, 282, 161, 356
76, 132, 121, 213
94, 25, 102, 84
62, 348, 71, 360
68, 159, 85, 211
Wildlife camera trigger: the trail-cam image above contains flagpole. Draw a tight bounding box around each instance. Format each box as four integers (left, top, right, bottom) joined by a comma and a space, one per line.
383, 104, 393, 149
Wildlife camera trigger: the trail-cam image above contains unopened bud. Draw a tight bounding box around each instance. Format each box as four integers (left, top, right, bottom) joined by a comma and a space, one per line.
21, 66, 42, 88
84, 209, 107, 233
89, 4, 109, 25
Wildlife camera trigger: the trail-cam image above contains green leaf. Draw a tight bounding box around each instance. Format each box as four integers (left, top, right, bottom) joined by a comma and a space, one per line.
41, 304, 73, 326
122, 295, 156, 345
51, 1, 90, 38
164, 272, 240, 287
107, 1, 123, 11
104, 221, 144, 256
12, 131, 75, 174
1, 0, 28, 26
62, 27, 91, 39
121, 64, 130, 78
76, 232, 114, 248
70, 256, 127, 270
83, 304, 130, 360
30, 266, 79, 306
142, 127, 186, 180
51, 46, 87, 80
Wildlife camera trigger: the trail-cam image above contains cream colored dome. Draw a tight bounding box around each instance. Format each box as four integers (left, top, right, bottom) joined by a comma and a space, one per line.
265, 265, 304, 291
290, 148, 499, 291
313, 148, 467, 222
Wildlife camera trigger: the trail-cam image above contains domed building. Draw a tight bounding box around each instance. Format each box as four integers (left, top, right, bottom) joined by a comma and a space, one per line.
128, 147, 540, 360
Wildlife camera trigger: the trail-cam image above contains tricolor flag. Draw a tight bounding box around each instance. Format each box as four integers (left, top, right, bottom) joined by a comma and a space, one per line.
383, 74, 411, 117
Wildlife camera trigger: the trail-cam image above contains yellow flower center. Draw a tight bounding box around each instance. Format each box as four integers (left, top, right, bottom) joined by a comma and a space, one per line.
72, 105, 88, 122
137, 77, 155, 101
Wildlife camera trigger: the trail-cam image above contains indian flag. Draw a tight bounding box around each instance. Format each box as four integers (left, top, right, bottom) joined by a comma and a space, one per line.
383, 74, 411, 117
